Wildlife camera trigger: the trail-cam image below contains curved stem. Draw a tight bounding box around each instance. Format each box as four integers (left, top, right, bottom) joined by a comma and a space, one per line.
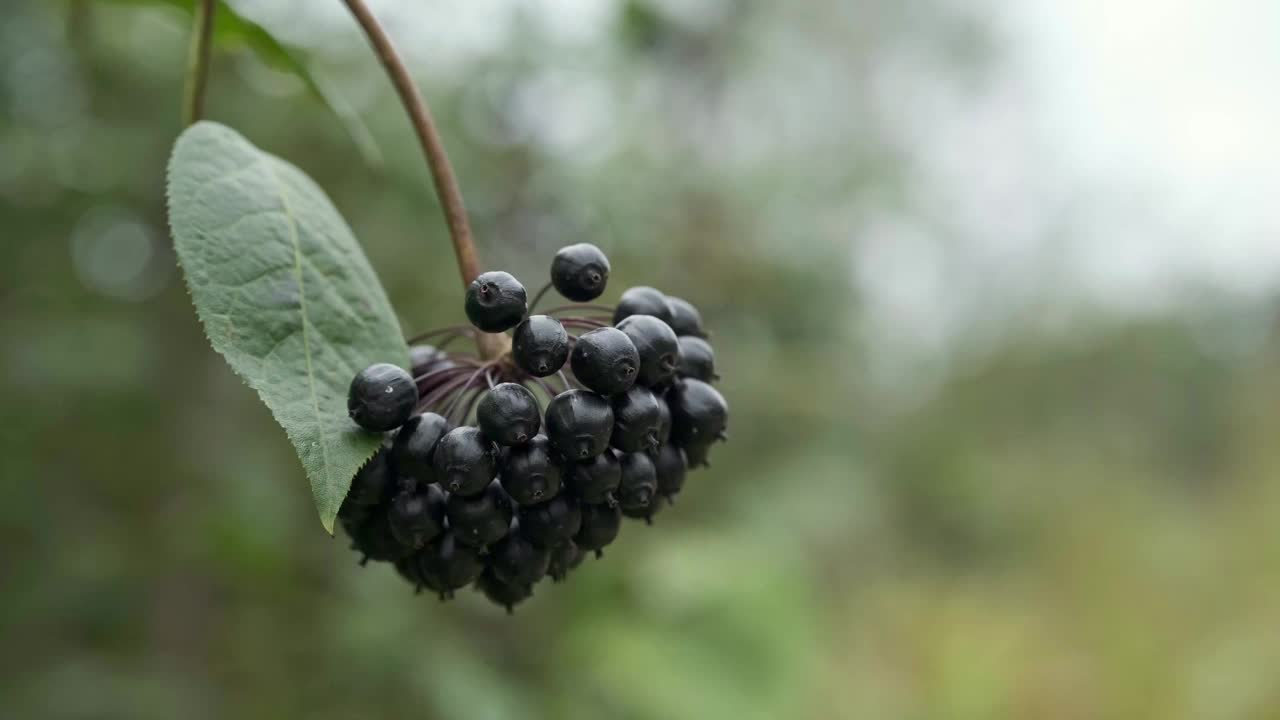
528, 282, 554, 313
340, 0, 511, 361
182, 0, 216, 126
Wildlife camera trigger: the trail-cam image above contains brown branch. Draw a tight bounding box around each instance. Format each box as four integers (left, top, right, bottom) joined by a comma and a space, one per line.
183, 0, 216, 126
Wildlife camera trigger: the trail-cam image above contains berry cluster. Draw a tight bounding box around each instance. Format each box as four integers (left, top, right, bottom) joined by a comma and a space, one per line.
339, 244, 728, 612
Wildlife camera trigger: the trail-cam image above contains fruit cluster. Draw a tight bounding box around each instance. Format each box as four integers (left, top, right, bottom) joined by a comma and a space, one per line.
338, 244, 728, 612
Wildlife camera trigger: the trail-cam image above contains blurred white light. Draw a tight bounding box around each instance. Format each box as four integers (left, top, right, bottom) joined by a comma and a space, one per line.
70, 207, 170, 302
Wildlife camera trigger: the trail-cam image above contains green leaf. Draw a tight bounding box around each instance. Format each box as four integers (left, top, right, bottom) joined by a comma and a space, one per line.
166, 121, 407, 532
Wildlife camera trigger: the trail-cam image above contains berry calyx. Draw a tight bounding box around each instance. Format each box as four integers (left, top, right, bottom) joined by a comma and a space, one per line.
465, 270, 527, 332
615, 315, 681, 387
512, 315, 570, 377
432, 426, 498, 496
477, 383, 541, 446
570, 327, 639, 396
612, 286, 673, 325
544, 389, 614, 460
550, 243, 611, 302
500, 435, 563, 505
348, 363, 418, 432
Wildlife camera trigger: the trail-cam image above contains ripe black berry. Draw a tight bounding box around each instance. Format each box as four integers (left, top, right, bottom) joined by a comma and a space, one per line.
346, 445, 395, 507
665, 296, 706, 338
547, 540, 585, 582
668, 378, 728, 447
348, 363, 418, 432
446, 480, 514, 549
391, 412, 450, 485
653, 444, 688, 500
544, 389, 614, 460
464, 271, 527, 332
518, 494, 582, 547
676, 336, 717, 383
551, 243, 611, 302
682, 440, 712, 469
477, 567, 534, 614
388, 485, 447, 549
655, 396, 672, 447
574, 502, 621, 557
615, 315, 681, 387
416, 531, 485, 597
512, 315, 570, 377
432, 426, 498, 496
616, 451, 659, 519
612, 286, 673, 325
564, 448, 621, 504
349, 512, 405, 564
570, 327, 639, 396
477, 383, 541, 446
489, 524, 551, 588
500, 435, 562, 505
409, 344, 455, 376
610, 386, 662, 453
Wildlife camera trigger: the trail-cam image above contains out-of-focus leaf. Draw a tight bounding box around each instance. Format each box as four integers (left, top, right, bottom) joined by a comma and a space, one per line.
166, 121, 407, 532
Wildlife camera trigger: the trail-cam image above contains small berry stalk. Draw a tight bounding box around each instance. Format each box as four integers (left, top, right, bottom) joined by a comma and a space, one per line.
341, 244, 728, 612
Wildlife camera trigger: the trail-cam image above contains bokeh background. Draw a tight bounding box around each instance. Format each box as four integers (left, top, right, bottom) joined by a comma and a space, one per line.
4, 0, 1280, 717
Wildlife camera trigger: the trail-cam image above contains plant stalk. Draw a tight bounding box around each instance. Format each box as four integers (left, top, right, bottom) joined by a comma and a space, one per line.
339, 0, 509, 360
183, 0, 216, 126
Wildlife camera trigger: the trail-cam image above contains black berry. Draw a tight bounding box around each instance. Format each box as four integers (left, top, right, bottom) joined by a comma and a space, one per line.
574, 502, 621, 557
477, 383, 541, 446
345, 445, 395, 507
391, 412, 450, 485
416, 531, 485, 597
570, 327, 639, 396
518, 494, 583, 547
564, 448, 621, 504
477, 567, 534, 614
655, 396, 672, 447
349, 512, 405, 564
610, 386, 662, 453
615, 315, 681, 387
544, 389, 614, 460
432, 426, 498, 496
446, 480, 514, 549
388, 485, 447, 549
348, 363, 418, 432
500, 435, 562, 505
665, 296, 706, 338
653, 444, 688, 500
668, 378, 728, 447
612, 286, 673, 325
616, 451, 659, 519
465, 271, 527, 332
489, 523, 551, 588
409, 344, 455, 376
676, 336, 717, 383
547, 541, 585, 582
512, 315, 570, 377
682, 440, 713, 469
551, 243, 611, 302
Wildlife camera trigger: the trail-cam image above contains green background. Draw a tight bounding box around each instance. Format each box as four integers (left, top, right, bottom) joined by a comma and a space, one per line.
3, 1, 1279, 718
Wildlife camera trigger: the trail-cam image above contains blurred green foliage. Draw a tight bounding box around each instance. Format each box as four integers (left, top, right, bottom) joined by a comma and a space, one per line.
2, 1, 1279, 718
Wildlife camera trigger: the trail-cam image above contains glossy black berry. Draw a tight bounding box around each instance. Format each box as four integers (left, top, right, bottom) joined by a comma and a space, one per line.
574, 502, 622, 557
544, 389, 614, 460
612, 286, 673, 325
519, 494, 582, 547
477, 383, 541, 446
610, 386, 662, 453
665, 296, 706, 338
446, 480, 513, 549
350, 512, 405, 564
465, 271, 527, 332
564, 448, 621, 504
345, 445, 395, 507
512, 315, 570, 377
432, 426, 498, 496
677, 336, 717, 383
348, 363, 418, 432
616, 451, 659, 518
416, 531, 485, 596
388, 485, 447, 549
550, 243, 611, 302
655, 396, 672, 447
570, 327, 639, 396
477, 567, 534, 614
547, 540, 585, 582
391, 412, 450, 485
409, 344, 455, 376
615, 315, 681, 387
489, 524, 551, 588
653, 444, 688, 500
668, 378, 729, 447
682, 440, 713, 469
500, 435, 562, 505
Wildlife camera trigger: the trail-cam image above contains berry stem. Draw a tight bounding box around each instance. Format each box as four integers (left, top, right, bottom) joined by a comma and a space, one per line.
528, 282, 554, 313
182, 0, 216, 126
406, 325, 476, 345
339, 0, 509, 361
546, 304, 616, 316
